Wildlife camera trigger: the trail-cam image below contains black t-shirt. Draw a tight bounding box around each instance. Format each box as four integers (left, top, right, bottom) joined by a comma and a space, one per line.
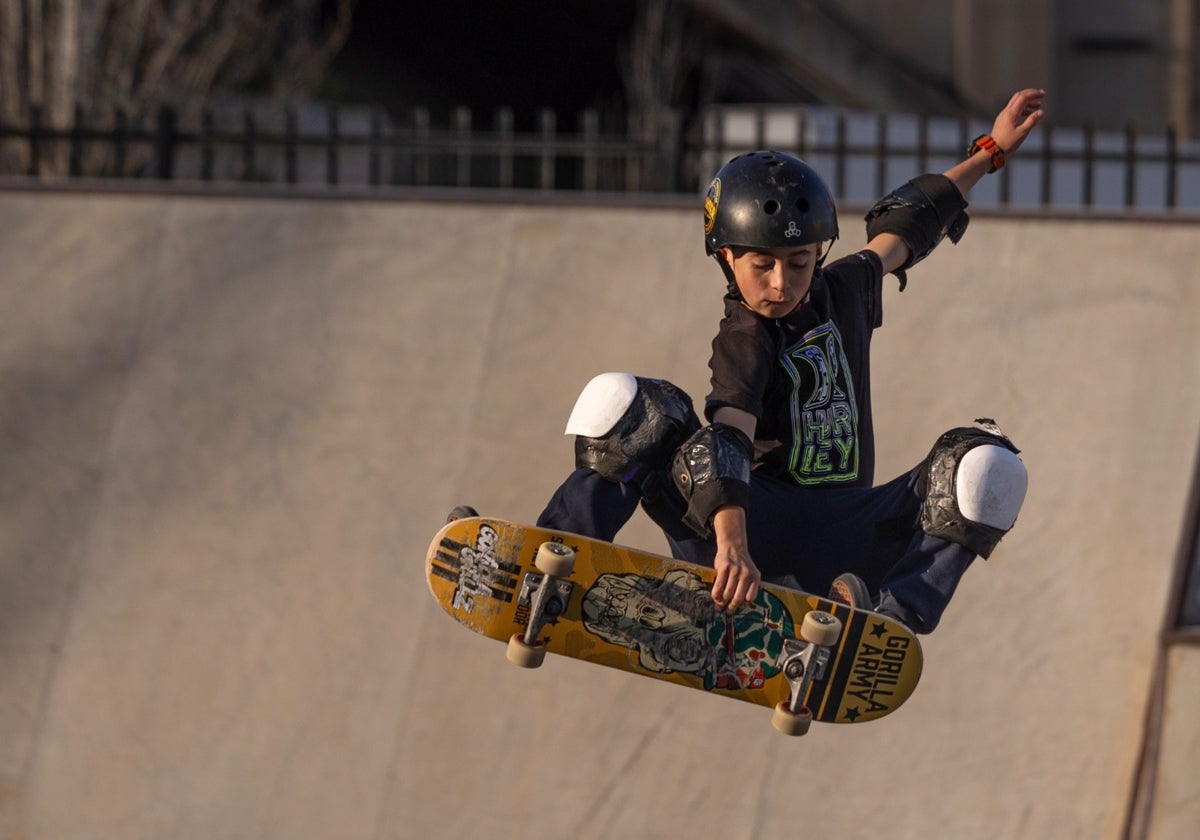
704, 251, 885, 489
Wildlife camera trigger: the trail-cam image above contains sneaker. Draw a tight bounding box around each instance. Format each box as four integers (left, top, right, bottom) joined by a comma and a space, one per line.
829, 573, 872, 610
446, 505, 479, 523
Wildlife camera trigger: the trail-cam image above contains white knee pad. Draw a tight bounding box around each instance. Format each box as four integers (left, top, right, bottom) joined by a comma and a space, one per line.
564, 372, 700, 483
955, 445, 1028, 531
565, 372, 639, 436
919, 422, 1027, 558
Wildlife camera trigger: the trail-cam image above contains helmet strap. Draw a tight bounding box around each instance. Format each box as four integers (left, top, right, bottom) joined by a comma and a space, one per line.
712, 252, 742, 300
816, 236, 838, 267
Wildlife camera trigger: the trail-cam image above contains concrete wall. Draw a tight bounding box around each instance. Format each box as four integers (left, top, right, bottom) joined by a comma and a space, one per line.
0, 187, 1197, 839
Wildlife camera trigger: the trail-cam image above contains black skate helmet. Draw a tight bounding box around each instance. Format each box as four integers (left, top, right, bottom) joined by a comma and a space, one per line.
703, 150, 838, 256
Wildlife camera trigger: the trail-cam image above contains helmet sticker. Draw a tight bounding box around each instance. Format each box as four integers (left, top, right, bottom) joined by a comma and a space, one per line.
704, 178, 721, 235
784, 221, 804, 238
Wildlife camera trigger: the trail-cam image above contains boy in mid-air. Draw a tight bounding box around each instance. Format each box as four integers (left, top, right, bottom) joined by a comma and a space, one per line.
525, 89, 1045, 632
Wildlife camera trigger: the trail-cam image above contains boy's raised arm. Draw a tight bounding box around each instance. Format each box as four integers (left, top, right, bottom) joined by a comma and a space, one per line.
865, 88, 1047, 278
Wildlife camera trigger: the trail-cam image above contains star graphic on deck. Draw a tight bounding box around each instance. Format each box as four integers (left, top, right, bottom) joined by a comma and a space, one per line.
870, 621, 888, 638
844, 706, 861, 722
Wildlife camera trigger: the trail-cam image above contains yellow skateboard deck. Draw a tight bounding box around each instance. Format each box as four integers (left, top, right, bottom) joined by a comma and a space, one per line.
426, 517, 923, 734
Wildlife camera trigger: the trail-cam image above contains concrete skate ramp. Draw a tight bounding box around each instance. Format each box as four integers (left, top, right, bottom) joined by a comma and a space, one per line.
1, 187, 1197, 839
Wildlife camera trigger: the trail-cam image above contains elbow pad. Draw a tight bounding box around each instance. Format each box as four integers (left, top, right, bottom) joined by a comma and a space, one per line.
671, 423, 753, 539
864, 173, 970, 290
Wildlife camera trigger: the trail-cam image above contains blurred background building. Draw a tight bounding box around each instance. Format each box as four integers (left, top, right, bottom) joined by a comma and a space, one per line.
331, 0, 1198, 135
2, 0, 1199, 195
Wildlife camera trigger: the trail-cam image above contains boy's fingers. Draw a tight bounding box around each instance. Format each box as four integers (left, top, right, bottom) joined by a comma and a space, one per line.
716, 570, 742, 610
743, 571, 757, 601
712, 568, 729, 608
734, 579, 751, 611
725, 571, 760, 612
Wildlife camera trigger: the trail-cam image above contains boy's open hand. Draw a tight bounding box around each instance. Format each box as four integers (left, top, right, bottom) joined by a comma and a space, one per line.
991, 88, 1047, 157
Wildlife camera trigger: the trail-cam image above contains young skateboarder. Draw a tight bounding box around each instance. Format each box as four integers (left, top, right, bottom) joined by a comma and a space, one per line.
530, 89, 1045, 632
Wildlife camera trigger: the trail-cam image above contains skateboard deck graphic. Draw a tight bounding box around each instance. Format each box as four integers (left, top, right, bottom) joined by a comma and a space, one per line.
426, 517, 923, 733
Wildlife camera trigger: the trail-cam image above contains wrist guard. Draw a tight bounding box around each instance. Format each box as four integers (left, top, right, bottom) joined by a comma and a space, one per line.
864, 173, 970, 290
671, 423, 753, 539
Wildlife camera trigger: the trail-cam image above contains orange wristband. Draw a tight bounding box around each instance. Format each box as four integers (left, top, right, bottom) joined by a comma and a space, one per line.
967, 133, 1006, 173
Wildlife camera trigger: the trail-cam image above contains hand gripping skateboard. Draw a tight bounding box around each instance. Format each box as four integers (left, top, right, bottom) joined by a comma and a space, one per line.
426, 517, 923, 735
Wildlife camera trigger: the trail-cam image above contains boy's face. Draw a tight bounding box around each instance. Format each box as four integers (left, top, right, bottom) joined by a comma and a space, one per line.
721, 244, 822, 318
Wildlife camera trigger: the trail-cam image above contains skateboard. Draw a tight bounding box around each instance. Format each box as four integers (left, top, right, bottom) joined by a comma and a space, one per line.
425, 516, 923, 735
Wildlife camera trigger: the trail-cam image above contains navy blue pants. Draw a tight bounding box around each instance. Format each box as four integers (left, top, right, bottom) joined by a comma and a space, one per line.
536, 467, 976, 633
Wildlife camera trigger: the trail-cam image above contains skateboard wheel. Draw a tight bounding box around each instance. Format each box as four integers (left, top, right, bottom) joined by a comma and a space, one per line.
800, 610, 842, 647
534, 542, 575, 577
506, 634, 546, 668
771, 702, 813, 736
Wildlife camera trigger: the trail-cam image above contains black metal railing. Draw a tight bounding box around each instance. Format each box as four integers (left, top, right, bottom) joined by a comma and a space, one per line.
2, 101, 1198, 212
0, 103, 686, 193
702, 106, 1199, 211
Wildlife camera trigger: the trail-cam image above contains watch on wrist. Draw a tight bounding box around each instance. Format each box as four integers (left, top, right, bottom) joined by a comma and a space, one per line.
967, 133, 1006, 173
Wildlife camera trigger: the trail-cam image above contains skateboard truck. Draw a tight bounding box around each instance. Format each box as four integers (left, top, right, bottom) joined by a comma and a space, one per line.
517, 573, 572, 636
506, 542, 576, 668
772, 610, 842, 736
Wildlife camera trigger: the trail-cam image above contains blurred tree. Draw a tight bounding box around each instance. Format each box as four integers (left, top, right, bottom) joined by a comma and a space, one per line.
619, 0, 712, 190
0, 0, 353, 175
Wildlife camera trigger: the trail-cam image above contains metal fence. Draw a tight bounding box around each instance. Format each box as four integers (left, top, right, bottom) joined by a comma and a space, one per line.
3, 99, 1200, 212
0, 102, 686, 194
703, 105, 1200, 212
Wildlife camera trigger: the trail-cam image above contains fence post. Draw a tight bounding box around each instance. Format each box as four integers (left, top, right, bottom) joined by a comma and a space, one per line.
29, 106, 43, 176
1166, 125, 1178, 209
69, 104, 84, 176
1040, 124, 1053, 206
875, 112, 887, 197
199, 109, 214, 180
326, 106, 340, 186
1082, 122, 1094, 207
998, 138, 1011, 205
712, 107, 726, 183
113, 108, 128, 176
284, 106, 297, 184
581, 108, 598, 191
833, 112, 847, 199
370, 110, 383, 186
455, 106, 472, 187
242, 110, 257, 180
662, 107, 683, 192
538, 108, 555, 190
626, 109, 641, 192
496, 107, 514, 189
917, 113, 929, 174
1124, 123, 1137, 208
155, 106, 176, 179
414, 107, 430, 186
